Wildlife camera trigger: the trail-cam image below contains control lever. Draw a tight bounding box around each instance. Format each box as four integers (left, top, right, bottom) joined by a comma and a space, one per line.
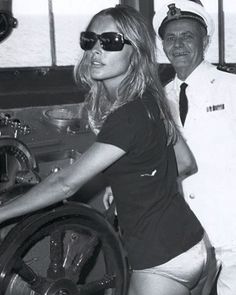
0, 113, 31, 137
0, 137, 40, 204
0, 153, 9, 182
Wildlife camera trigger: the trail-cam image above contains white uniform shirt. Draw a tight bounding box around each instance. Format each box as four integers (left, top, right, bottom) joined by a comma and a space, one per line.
165, 61, 236, 248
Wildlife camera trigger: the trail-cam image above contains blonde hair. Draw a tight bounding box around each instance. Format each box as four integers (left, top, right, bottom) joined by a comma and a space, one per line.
74, 5, 178, 143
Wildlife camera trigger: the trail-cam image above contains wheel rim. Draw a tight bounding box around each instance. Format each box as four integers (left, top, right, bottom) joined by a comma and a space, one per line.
0, 202, 129, 295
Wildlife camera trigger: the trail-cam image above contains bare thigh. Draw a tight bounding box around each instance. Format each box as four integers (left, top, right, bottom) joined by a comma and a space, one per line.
128, 271, 190, 295
128, 238, 207, 295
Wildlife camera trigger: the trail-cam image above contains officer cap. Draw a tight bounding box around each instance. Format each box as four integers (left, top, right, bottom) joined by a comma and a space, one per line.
153, 0, 214, 39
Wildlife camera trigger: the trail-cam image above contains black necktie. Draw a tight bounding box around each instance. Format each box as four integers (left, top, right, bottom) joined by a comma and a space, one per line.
179, 82, 188, 126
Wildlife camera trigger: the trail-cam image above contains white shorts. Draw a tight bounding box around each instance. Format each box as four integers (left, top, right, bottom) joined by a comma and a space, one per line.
133, 237, 208, 290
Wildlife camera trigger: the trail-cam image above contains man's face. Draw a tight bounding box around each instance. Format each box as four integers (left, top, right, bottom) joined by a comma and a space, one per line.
162, 19, 208, 77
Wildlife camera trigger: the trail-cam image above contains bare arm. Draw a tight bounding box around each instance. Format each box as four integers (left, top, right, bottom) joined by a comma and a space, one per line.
0, 142, 125, 223
174, 134, 198, 181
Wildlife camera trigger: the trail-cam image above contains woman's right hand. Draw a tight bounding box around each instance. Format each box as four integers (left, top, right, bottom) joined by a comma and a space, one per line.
174, 134, 198, 180
103, 186, 117, 215
103, 186, 114, 210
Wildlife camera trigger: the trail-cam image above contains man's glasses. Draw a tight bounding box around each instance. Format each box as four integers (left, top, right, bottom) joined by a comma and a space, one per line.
80, 31, 132, 52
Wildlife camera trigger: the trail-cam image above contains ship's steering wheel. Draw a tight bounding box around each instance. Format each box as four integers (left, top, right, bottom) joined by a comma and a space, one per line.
0, 138, 129, 295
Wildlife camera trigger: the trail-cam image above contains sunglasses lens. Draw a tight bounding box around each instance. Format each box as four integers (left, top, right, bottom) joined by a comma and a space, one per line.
100, 33, 123, 51
80, 32, 97, 50
80, 32, 129, 51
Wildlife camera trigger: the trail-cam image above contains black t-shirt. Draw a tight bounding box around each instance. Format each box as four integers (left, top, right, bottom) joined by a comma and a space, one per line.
97, 94, 203, 270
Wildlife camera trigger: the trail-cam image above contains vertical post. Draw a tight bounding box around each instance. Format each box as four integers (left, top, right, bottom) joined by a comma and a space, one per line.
48, 0, 57, 67
0, 0, 12, 12
139, 0, 154, 26
218, 0, 225, 66
120, 0, 139, 10
120, 0, 154, 26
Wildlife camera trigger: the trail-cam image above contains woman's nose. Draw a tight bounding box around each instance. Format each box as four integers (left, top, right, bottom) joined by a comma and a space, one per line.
92, 40, 102, 52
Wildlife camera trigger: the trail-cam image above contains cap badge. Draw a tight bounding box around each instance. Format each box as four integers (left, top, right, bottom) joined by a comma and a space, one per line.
167, 4, 182, 19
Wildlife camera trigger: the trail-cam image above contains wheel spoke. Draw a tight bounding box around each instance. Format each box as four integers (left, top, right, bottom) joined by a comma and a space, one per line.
14, 257, 40, 285
78, 274, 116, 294
47, 230, 65, 279
13, 257, 50, 294
63, 230, 81, 269
66, 234, 99, 282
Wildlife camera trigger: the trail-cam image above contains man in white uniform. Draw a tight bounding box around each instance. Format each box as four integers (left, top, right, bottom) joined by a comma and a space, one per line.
153, 1, 236, 295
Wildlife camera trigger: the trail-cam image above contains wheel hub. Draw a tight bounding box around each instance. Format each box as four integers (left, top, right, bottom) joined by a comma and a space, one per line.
44, 279, 78, 295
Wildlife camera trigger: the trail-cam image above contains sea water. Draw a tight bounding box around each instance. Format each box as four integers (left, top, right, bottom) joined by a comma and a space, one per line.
0, 13, 235, 68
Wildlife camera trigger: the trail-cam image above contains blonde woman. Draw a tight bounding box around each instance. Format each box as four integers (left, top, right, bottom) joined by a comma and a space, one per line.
0, 5, 207, 295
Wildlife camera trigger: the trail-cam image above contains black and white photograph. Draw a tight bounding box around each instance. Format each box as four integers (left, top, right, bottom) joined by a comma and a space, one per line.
0, 1, 235, 294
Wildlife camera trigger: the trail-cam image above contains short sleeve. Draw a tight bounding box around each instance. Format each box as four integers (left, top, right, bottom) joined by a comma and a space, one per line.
96, 105, 136, 152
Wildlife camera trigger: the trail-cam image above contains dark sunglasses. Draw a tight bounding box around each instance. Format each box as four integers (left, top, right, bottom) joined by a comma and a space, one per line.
0, 12, 17, 42
80, 31, 132, 51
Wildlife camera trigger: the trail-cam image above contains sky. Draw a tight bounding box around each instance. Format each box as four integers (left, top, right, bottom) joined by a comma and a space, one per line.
155, 0, 236, 13
13, 0, 117, 15
12, 0, 236, 15
201, 0, 234, 13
